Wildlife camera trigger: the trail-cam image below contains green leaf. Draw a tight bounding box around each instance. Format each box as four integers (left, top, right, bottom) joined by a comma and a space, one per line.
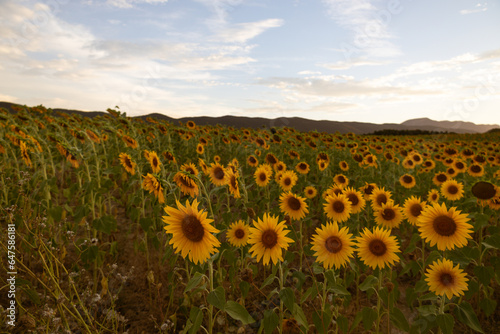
455, 302, 484, 333
293, 270, 306, 289
22, 287, 41, 305
262, 310, 279, 334
313, 311, 331, 334
49, 206, 63, 222
207, 286, 225, 310
361, 307, 377, 331
351, 310, 363, 332
474, 265, 494, 285
390, 307, 410, 332
301, 284, 318, 303
436, 313, 454, 334
279, 287, 295, 312
336, 314, 348, 334
417, 304, 437, 317
188, 306, 203, 334
482, 234, 500, 249
260, 273, 276, 289
139, 217, 154, 232
92, 215, 117, 234
239, 281, 250, 299
225, 301, 255, 325
480, 298, 497, 317
292, 303, 308, 329
414, 279, 429, 293
184, 272, 204, 294
330, 283, 351, 296
359, 275, 378, 291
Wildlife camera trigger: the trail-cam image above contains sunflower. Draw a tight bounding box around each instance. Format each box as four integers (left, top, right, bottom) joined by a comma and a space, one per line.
148, 151, 162, 174
274, 161, 287, 173
432, 172, 448, 186
342, 187, 366, 214
163, 199, 220, 264
425, 258, 468, 300
119, 152, 136, 175
453, 160, 467, 173
323, 193, 352, 223
122, 135, 138, 149
142, 173, 165, 203
417, 202, 473, 250
403, 196, 427, 225
196, 143, 204, 154
399, 174, 416, 189
402, 157, 415, 169
311, 222, 355, 269
356, 227, 400, 269
468, 164, 484, 177
288, 149, 300, 159
339, 161, 349, 171
374, 201, 403, 229
86, 129, 101, 144
186, 120, 196, 129
163, 151, 177, 164
265, 153, 278, 166
295, 162, 310, 174
254, 164, 273, 187
181, 162, 199, 176
323, 184, 343, 199
247, 155, 259, 167
489, 196, 500, 210
248, 213, 294, 265
304, 186, 317, 199
173, 172, 199, 198
363, 154, 378, 168
279, 170, 298, 192
471, 181, 498, 200
370, 186, 393, 210
317, 159, 329, 171
333, 174, 349, 188
279, 192, 309, 220
20, 141, 32, 168
208, 162, 227, 186
360, 182, 376, 200
440, 179, 464, 201
226, 220, 250, 247
225, 168, 241, 198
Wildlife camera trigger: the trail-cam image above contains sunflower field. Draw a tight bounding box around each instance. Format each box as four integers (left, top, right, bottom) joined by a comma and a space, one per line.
1, 105, 499, 333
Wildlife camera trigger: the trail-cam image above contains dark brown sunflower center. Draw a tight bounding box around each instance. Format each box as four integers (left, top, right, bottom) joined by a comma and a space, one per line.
376, 194, 388, 206
284, 178, 291, 186
325, 236, 342, 253
249, 157, 256, 163
179, 175, 194, 188
287, 197, 301, 211
336, 176, 346, 184
332, 200, 345, 213
214, 167, 225, 180
259, 173, 267, 182
266, 155, 277, 164
152, 157, 158, 167
471, 181, 496, 200
235, 228, 245, 239
382, 208, 396, 221
433, 215, 457, 236
347, 193, 359, 206
413, 155, 421, 162
181, 215, 204, 242
436, 174, 447, 182
471, 165, 482, 173
299, 163, 307, 170
410, 203, 422, 217
364, 185, 374, 195
124, 158, 133, 168
369, 239, 387, 256
402, 175, 413, 184
261, 230, 278, 249
440, 273, 454, 286
230, 176, 237, 189
447, 185, 459, 195
455, 162, 465, 169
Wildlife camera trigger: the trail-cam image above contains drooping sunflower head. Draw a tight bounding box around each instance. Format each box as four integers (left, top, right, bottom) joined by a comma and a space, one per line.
403, 196, 427, 225
226, 220, 250, 247
425, 258, 468, 300
142, 173, 165, 203
399, 174, 416, 189
417, 202, 473, 251
279, 192, 309, 220
173, 171, 199, 198
311, 221, 355, 270
163, 199, 220, 264
248, 213, 294, 265
119, 152, 136, 175
225, 168, 241, 198
148, 151, 162, 174
440, 179, 464, 201
374, 201, 403, 229
356, 227, 400, 270
323, 193, 352, 223
208, 162, 227, 186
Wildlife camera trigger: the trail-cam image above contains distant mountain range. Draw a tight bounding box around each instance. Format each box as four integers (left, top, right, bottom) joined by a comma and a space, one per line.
1, 101, 499, 134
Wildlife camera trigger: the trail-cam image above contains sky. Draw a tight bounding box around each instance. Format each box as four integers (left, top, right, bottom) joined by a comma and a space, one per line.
1, 0, 500, 125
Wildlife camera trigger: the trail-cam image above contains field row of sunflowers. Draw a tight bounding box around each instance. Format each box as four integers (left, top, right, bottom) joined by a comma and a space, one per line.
0, 105, 499, 333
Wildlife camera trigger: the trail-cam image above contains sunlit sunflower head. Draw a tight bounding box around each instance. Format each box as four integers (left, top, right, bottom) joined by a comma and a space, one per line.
196, 143, 204, 154
279, 192, 309, 220
173, 171, 199, 198
427, 189, 440, 203
214, 155, 221, 163
333, 174, 349, 188
417, 202, 473, 251
432, 172, 448, 186
254, 164, 273, 187
148, 151, 162, 174
295, 161, 310, 174
122, 135, 138, 149
208, 162, 227, 186
440, 179, 464, 201
403, 196, 427, 225
311, 222, 355, 270
225, 168, 241, 198
323, 193, 352, 223
339, 161, 349, 171
279, 170, 298, 191
248, 213, 294, 265
247, 155, 259, 167
226, 220, 250, 247
186, 120, 196, 129
425, 258, 468, 300
370, 186, 393, 210
356, 227, 400, 270
399, 174, 416, 189
342, 187, 366, 214
374, 201, 403, 229
19, 141, 32, 168
304, 186, 317, 199
273, 161, 287, 173
402, 157, 416, 169
468, 163, 484, 177
453, 160, 467, 173
142, 173, 165, 203
119, 152, 136, 175
422, 159, 436, 171
409, 152, 423, 165
163, 199, 220, 264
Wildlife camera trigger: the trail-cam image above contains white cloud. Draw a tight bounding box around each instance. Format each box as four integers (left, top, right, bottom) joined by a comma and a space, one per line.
106, 0, 169, 9
213, 19, 284, 43
322, 0, 402, 58
460, 3, 488, 15
321, 58, 387, 70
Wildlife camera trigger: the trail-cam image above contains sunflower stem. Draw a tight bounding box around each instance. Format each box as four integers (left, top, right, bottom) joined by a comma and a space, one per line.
208, 260, 214, 334
278, 261, 284, 334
